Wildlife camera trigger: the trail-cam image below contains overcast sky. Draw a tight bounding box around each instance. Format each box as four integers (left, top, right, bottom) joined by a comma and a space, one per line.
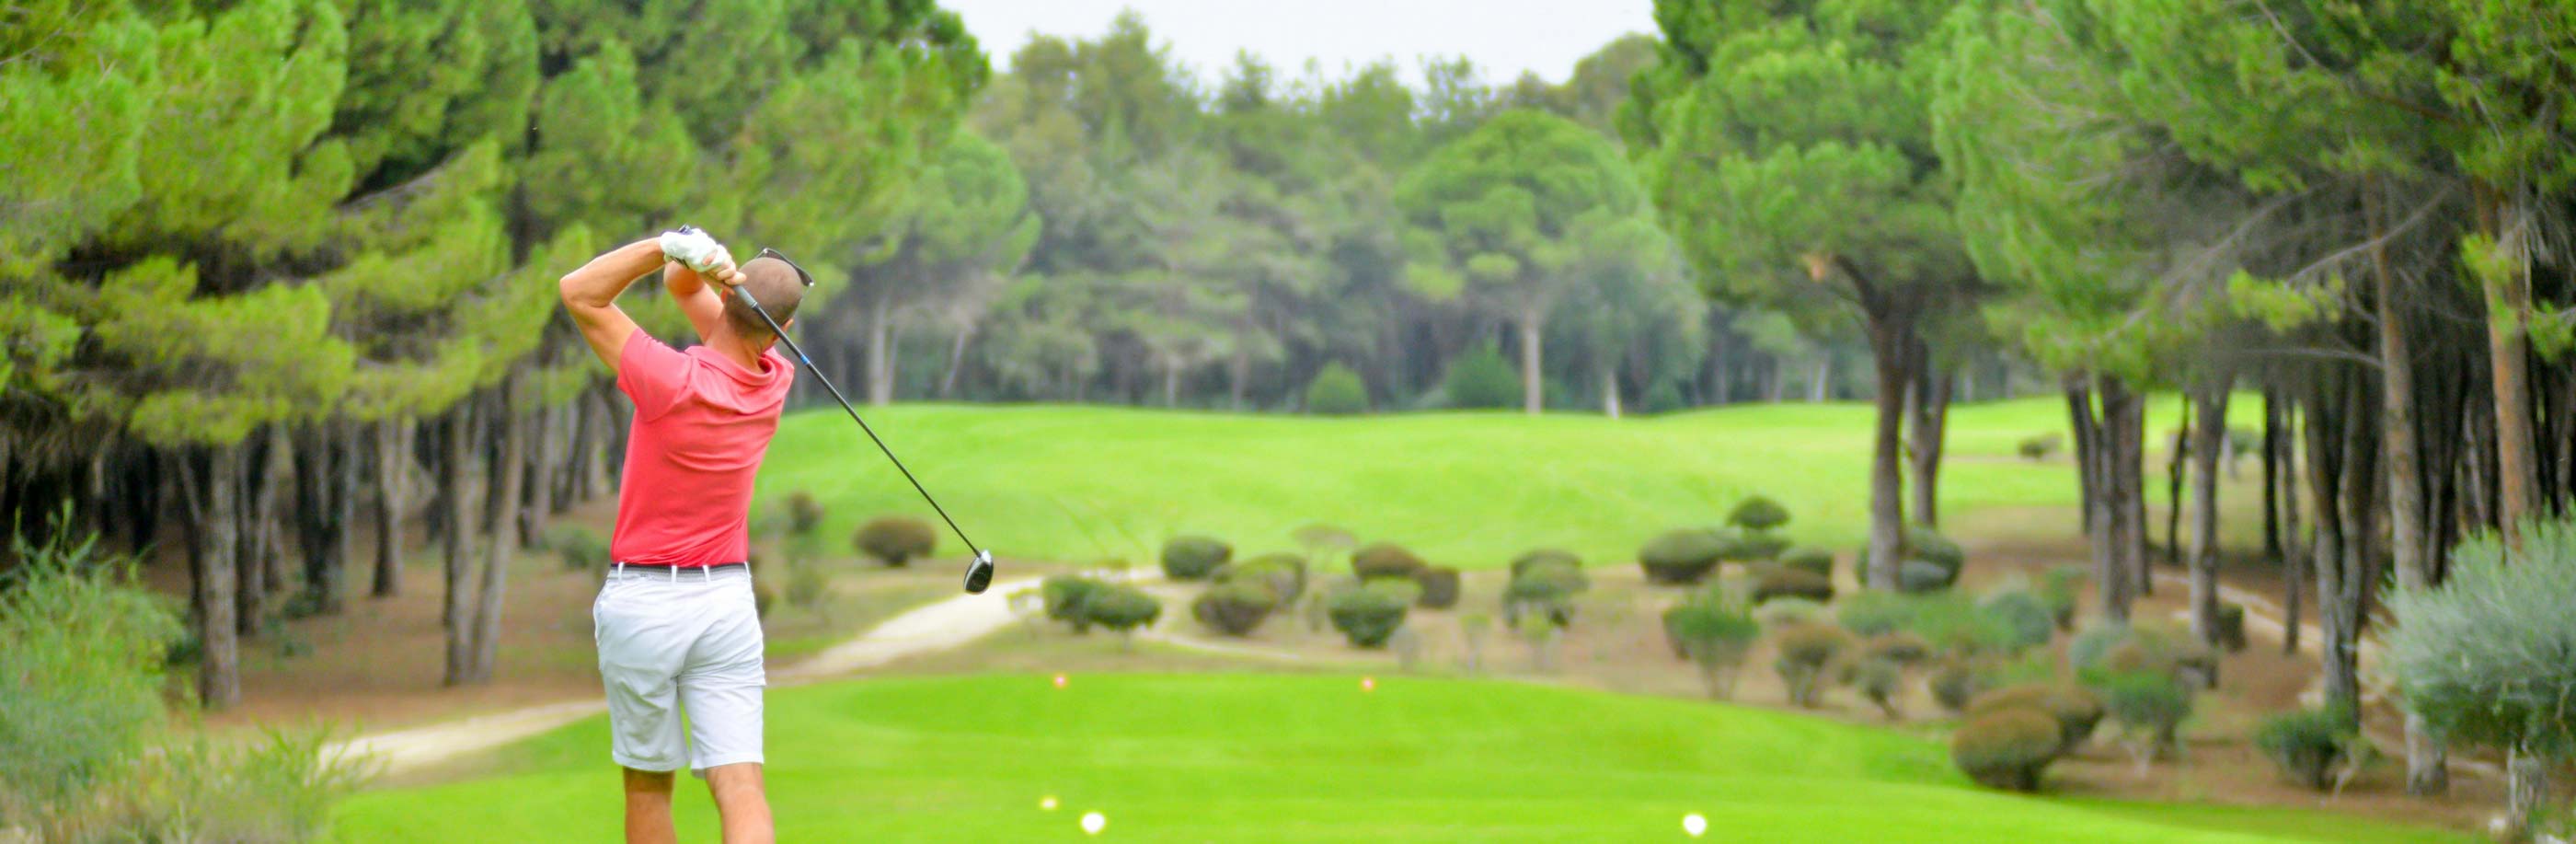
940, 0, 1658, 87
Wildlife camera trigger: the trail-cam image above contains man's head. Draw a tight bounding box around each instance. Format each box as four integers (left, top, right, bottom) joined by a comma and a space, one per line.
720, 256, 807, 344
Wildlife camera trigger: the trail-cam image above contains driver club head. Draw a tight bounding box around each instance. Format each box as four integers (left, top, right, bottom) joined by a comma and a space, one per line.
963, 549, 995, 594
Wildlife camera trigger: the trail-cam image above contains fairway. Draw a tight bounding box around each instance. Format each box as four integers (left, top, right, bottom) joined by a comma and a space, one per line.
757, 397, 2218, 568
335, 673, 2466, 843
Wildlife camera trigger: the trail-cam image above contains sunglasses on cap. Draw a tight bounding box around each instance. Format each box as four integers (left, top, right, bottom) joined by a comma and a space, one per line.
757, 248, 816, 288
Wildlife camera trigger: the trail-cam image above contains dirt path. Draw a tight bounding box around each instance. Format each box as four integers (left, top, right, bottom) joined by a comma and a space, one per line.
328, 575, 1048, 778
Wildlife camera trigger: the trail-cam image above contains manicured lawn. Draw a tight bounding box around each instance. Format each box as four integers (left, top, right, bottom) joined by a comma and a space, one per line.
335, 673, 2466, 843
755, 397, 2235, 570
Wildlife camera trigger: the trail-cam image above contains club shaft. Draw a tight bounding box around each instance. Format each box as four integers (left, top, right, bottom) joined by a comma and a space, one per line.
732, 288, 982, 556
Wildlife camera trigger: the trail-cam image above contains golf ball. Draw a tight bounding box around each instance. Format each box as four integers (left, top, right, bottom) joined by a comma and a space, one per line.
1052, 674, 1068, 688
1683, 813, 1708, 838
1040, 796, 1058, 811
1080, 811, 1107, 835
1361, 676, 1375, 692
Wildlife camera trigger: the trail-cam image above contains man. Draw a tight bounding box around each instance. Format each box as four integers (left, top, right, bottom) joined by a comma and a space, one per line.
558, 227, 806, 844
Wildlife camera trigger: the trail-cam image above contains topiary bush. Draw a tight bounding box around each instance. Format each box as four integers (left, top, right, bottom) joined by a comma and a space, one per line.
1977, 588, 2057, 653
1849, 657, 1905, 720
1503, 561, 1586, 628
784, 491, 825, 535
1042, 575, 1109, 633
1082, 585, 1163, 648
1191, 580, 1280, 637
1930, 661, 1987, 712
1727, 495, 1791, 531
1411, 566, 1461, 609
2096, 669, 2194, 766
1778, 548, 1833, 581
2016, 433, 2063, 461
2076, 620, 2218, 688
1510, 548, 1581, 578
2039, 565, 2086, 630
854, 516, 937, 567
2254, 706, 2359, 791
1906, 592, 2021, 657
1969, 684, 2105, 756
1304, 362, 1369, 414
1862, 631, 1934, 666
2215, 602, 2248, 653
1159, 535, 1234, 581
1753, 567, 1834, 606
2384, 519, 2576, 812
1351, 542, 1427, 580
1441, 342, 1521, 410
1753, 597, 1826, 630
1952, 709, 2063, 792
1219, 552, 1307, 605
1903, 525, 1965, 583
1835, 590, 1917, 638
1665, 598, 1763, 699
1326, 580, 1413, 648
1897, 560, 1953, 594
1773, 622, 1853, 708
1728, 528, 1791, 562
546, 525, 610, 571
1639, 528, 1728, 584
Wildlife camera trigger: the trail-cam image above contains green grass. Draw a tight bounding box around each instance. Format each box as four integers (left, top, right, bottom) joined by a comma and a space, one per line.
335, 673, 2466, 843
756, 396, 2239, 570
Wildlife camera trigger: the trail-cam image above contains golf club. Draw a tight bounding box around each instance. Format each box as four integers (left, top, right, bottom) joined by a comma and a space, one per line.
720, 249, 995, 595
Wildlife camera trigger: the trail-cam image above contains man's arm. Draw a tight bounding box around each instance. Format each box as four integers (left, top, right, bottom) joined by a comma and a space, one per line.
558, 239, 667, 371
662, 260, 730, 345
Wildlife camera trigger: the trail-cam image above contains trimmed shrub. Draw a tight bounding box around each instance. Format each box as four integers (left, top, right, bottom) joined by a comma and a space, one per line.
1351, 542, 1428, 580
1952, 709, 2062, 792
1159, 535, 1233, 581
1903, 525, 1965, 582
1441, 342, 1520, 410
1778, 548, 1833, 581
2065, 622, 2129, 677
2254, 706, 2359, 791
784, 491, 825, 535
1192, 580, 1280, 637
2016, 433, 2063, 461
1, 531, 182, 814
1906, 593, 2021, 657
2039, 565, 2086, 630
2076, 620, 2218, 688
1753, 597, 1826, 630
1503, 562, 1586, 627
1863, 631, 1934, 666
2384, 520, 2576, 804
1082, 585, 1162, 641
1639, 528, 1728, 584
1327, 581, 1413, 648
1969, 684, 2105, 755
1665, 599, 1763, 699
1293, 523, 1358, 553
1835, 590, 1917, 638
1977, 588, 2057, 653
1930, 661, 1986, 712
2097, 669, 2194, 763
1510, 548, 1581, 578
1729, 528, 1791, 562
1219, 552, 1307, 605
854, 516, 937, 566
1727, 495, 1791, 531
1753, 568, 1834, 606
2214, 602, 2248, 653
1304, 362, 1369, 414
1850, 657, 1905, 719
546, 525, 610, 571
1896, 560, 1952, 594
1412, 566, 1462, 609
1042, 575, 1109, 632
1773, 622, 1853, 708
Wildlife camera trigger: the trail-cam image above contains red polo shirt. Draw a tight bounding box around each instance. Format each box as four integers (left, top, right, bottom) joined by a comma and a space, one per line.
607, 329, 795, 567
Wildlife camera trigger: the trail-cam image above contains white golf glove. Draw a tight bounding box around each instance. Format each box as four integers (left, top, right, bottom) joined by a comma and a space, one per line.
659, 226, 730, 274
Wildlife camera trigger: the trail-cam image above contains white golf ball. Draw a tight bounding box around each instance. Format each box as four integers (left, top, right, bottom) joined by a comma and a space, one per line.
1040, 795, 1058, 811
1683, 813, 1708, 838
1361, 676, 1375, 692
1053, 674, 1068, 688
1080, 811, 1107, 835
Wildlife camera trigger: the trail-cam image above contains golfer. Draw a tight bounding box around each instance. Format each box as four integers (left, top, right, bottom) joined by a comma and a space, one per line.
559, 227, 805, 844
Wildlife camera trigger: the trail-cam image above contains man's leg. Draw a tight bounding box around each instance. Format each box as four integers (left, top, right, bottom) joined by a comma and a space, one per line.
704, 762, 774, 844
623, 768, 678, 844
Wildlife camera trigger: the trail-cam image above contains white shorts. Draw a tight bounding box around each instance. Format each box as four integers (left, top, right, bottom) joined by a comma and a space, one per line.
592, 563, 765, 775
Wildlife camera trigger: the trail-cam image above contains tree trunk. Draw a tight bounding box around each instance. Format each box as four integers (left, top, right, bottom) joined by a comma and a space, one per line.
2278, 399, 2306, 654
2092, 376, 2140, 622
2068, 376, 2099, 537
468, 378, 530, 684
1600, 366, 1622, 420
1809, 357, 1830, 402
1706, 325, 1730, 405
940, 321, 974, 399
1863, 318, 1913, 591
1161, 358, 1180, 408
2479, 192, 2537, 547
1518, 307, 1545, 415
2261, 388, 2283, 561
1908, 364, 1951, 527
2309, 373, 2364, 721
179, 445, 243, 710
442, 403, 477, 686
237, 427, 287, 638
1229, 344, 1250, 410
522, 401, 559, 548
2368, 185, 2447, 795
293, 424, 348, 615
867, 295, 895, 407
373, 418, 408, 598
2166, 402, 2189, 567
2112, 383, 2149, 602
2186, 376, 2228, 684
2508, 743, 2548, 838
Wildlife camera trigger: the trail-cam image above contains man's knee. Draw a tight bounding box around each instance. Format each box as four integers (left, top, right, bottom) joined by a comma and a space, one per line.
624, 767, 677, 798
703, 761, 766, 803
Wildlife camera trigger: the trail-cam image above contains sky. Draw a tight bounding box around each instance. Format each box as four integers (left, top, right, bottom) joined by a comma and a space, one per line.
938, 0, 1660, 87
